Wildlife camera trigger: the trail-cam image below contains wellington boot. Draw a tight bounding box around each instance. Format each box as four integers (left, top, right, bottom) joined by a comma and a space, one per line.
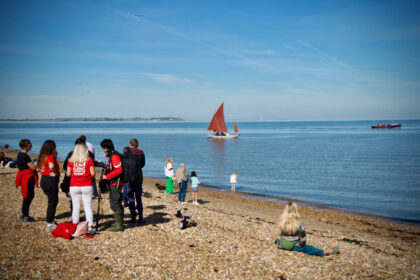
109, 211, 124, 232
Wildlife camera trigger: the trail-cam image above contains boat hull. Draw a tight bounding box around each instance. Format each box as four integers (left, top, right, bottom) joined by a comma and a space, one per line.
371, 124, 401, 129
206, 134, 239, 139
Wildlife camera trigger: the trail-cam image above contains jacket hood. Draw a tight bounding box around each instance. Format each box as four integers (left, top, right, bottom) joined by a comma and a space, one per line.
129, 147, 144, 156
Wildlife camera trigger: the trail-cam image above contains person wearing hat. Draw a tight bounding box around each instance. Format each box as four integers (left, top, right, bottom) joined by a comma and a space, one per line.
175, 163, 189, 203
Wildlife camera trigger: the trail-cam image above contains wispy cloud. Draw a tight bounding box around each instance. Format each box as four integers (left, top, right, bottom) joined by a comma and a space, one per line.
105, 6, 189, 39
241, 49, 274, 55
144, 73, 193, 85
282, 44, 295, 51
297, 40, 351, 70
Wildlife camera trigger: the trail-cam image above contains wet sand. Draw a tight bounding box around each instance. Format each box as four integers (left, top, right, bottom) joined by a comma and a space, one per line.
0, 148, 419, 279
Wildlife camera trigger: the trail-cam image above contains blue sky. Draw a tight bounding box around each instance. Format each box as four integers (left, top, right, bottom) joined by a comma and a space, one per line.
0, 0, 419, 121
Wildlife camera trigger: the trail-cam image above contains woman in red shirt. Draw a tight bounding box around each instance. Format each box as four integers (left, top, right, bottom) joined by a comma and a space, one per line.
37, 140, 60, 230
66, 141, 96, 235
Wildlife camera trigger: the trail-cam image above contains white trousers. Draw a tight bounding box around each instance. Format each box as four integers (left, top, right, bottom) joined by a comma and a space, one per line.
70, 186, 93, 227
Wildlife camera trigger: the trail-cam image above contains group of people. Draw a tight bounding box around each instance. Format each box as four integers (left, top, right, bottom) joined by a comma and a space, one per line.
164, 157, 200, 205
13, 137, 339, 257
163, 158, 339, 257
14, 136, 145, 235
164, 158, 238, 203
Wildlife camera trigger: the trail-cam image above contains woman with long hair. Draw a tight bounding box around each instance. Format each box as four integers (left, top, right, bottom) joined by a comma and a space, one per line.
38, 140, 60, 230
66, 140, 96, 235
275, 202, 339, 257
164, 157, 174, 194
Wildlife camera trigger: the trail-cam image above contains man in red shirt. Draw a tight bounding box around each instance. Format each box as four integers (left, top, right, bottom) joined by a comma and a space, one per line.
100, 139, 124, 232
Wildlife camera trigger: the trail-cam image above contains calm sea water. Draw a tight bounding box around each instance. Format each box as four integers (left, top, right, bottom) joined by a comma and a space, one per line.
1, 120, 419, 223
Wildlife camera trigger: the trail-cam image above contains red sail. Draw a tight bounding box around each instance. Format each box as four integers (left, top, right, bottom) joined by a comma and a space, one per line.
234, 121, 238, 133
207, 103, 228, 133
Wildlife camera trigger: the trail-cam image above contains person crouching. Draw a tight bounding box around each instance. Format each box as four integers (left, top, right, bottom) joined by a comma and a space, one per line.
100, 139, 124, 232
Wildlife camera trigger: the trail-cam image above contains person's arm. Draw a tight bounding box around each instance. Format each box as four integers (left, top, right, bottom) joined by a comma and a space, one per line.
27, 161, 36, 171
89, 157, 95, 177
137, 154, 145, 169
90, 165, 95, 177
66, 166, 72, 177
297, 223, 307, 247
48, 161, 56, 176
104, 155, 122, 180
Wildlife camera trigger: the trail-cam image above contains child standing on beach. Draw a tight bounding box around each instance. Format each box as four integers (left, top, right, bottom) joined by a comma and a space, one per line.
230, 172, 237, 192
190, 171, 200, 205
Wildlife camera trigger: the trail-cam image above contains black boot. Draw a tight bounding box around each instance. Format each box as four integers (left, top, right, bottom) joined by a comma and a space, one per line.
138, 211, 144, 224
130, 211, 136, 224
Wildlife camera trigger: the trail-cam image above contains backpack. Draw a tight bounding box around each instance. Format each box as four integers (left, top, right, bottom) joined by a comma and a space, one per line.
121, 150, 139, 183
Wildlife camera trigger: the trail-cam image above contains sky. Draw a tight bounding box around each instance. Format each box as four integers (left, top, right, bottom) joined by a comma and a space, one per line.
0, 0, 419, 121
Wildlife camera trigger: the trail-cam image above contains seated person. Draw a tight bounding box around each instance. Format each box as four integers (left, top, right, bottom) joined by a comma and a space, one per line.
0, 152, 13, 168
275, 202, 339, 257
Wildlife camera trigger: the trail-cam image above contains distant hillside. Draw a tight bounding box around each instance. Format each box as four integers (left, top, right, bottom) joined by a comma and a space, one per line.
0, 117, 184, 122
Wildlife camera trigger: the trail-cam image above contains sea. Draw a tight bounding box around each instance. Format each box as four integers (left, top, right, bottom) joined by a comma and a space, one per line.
1, 120, 419, 224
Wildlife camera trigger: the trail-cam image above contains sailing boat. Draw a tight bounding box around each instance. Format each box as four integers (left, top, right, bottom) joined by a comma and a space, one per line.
233, 121, 239, 136
207, 103, 239, 139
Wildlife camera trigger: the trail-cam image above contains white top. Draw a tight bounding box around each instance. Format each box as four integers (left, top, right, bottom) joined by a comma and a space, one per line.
86, 141, 95, 155
165, 162, 174, 177
230, 174, 237, 184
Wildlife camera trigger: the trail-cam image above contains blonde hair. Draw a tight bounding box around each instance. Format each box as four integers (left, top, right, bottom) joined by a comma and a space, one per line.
69, 143, 89, 164
233, 171, 237, 175
165, 157, 173, 167
277, 202, 301, 235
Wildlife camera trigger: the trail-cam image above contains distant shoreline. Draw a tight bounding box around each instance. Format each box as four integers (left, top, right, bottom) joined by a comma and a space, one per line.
0, 117, 184, 122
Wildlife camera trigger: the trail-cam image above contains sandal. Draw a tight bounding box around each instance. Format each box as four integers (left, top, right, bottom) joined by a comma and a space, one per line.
333, 245, 340, 254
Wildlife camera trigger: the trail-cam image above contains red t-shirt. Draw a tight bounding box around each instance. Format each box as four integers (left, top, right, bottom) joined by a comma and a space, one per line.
40, 155, 60, 177
68, 157, 94, 187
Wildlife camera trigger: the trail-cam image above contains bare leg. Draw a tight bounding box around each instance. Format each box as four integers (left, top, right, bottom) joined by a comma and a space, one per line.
323, 249, 333, 256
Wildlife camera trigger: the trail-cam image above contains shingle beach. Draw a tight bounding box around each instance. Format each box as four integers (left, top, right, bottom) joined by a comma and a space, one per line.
0, 148, 419, 279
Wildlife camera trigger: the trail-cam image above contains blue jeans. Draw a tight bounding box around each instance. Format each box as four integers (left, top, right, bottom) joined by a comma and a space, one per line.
292, 245, 324, 256
178, 181, 187, 202
127, 180, 143, 221
123, 183, 129, 206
